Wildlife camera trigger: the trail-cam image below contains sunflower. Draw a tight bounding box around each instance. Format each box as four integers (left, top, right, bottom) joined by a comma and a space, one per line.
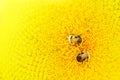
0, 0, 120, 80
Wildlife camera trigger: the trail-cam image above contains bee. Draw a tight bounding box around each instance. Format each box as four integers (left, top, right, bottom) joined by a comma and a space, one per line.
76, 51, 90, 63
68, 34, 82, 45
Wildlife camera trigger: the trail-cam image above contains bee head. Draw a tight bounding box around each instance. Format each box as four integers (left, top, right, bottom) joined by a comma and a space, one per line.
76, 53, 83, 62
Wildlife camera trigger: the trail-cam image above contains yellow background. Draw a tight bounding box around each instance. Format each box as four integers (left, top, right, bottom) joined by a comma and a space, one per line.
0, 0, 120, 80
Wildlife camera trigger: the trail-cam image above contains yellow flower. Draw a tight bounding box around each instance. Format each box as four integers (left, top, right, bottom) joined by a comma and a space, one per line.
0, 0, 120, 80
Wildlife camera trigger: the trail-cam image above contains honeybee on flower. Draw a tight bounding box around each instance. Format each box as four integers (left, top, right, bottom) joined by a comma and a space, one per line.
68, 34, 82, 45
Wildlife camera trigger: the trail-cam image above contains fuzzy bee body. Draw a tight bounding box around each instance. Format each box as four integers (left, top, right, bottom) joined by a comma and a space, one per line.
68, 34, 82, 45
77, 51, 90, 63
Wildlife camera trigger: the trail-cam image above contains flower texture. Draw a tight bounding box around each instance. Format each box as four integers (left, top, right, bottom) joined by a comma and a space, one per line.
0, 0, 120, 80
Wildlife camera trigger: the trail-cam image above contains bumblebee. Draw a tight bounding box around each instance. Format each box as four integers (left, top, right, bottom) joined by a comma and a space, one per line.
76, 51, 90, 63
68, 34, 82, 45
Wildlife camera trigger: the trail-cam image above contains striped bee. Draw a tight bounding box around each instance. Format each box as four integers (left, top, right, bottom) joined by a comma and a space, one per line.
76, 51, 90, 63
68, 34, 82, 45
